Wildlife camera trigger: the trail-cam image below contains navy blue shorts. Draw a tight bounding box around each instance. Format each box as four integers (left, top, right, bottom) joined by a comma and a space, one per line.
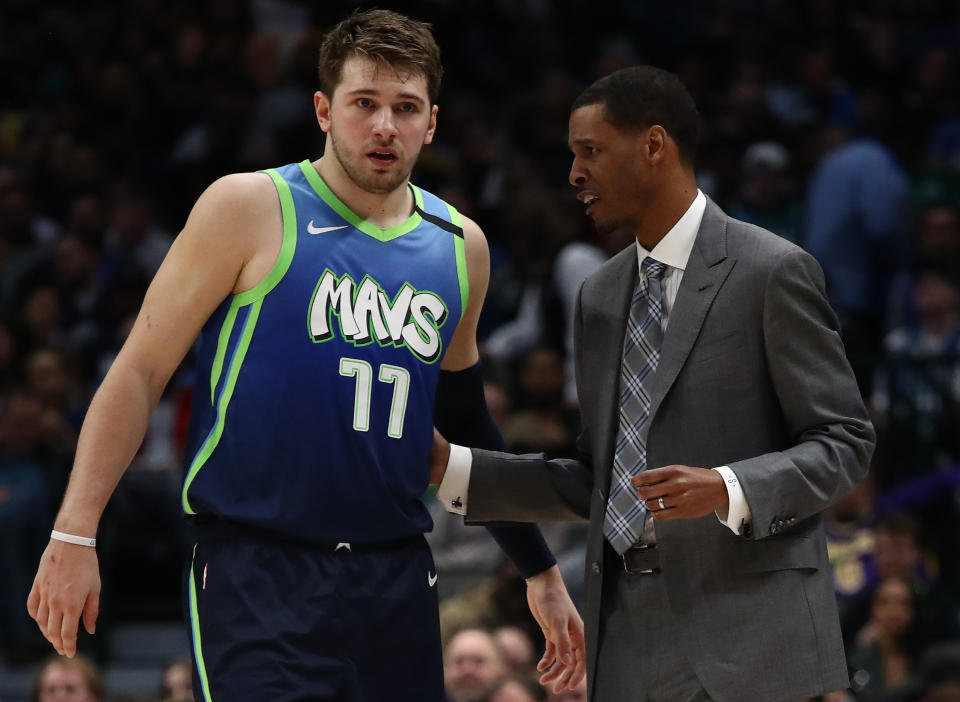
185, 519, 445, 701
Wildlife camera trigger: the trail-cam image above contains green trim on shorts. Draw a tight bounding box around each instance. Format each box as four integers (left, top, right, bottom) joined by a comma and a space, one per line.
189, 545, 213, 702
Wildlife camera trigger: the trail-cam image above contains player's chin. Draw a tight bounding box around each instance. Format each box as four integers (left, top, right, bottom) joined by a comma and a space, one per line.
361, 170, 411, 194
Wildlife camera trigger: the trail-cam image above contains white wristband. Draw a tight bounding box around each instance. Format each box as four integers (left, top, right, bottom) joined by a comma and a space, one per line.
50, 530, 97, 547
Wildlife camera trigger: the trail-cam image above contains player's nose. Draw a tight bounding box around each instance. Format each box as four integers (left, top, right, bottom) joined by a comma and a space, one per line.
372, 107, 398, 138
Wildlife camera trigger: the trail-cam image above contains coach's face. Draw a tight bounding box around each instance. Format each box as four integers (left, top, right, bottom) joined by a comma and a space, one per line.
568, 103, 661, 236
314, 55, 438, 195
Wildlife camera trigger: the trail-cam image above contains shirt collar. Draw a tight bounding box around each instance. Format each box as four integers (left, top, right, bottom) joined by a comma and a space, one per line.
635, 190, 706, 273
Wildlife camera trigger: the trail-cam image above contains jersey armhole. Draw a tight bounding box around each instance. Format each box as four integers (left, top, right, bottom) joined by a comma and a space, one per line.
232, 168, 298, 307
445, 203, 469, 324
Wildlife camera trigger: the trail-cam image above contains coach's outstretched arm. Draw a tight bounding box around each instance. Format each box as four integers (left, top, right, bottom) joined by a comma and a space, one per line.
27, 173, 281, 658
435, 215, 586, 692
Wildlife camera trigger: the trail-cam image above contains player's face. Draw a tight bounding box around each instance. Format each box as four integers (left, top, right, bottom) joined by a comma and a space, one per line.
568, 103, 649, 235
315, 55, 438, 195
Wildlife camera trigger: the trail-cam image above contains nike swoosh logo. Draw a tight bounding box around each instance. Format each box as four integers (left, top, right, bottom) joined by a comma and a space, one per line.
307, 221, 349, 235
428, 571, 438, 587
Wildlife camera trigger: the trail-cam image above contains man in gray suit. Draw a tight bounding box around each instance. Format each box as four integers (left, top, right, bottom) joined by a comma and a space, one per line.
430, 66, 875, 701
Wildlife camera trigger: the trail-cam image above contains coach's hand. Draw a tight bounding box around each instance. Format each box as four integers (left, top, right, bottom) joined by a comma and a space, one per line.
632, 464, 728, 520
27, 540, 101, 657
525, 565, 586, 692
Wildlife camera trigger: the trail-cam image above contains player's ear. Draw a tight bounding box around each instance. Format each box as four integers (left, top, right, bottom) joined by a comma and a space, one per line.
315, 91, 333, 133
423, 105, 438, 145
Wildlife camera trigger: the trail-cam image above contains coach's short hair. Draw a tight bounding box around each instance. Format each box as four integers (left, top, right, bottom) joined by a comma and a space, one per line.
318, 9, 443, 103
572, 66, 700, 165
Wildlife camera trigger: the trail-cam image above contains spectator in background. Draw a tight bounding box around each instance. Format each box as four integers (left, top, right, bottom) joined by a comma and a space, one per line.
0, 390, 52, 662
0, 167, 59, 304
847, 577, 923, 701
805, 98, 910, 394
444, 628, 508, 702
29, 654, 103, 702
0, 321, 18, 394
545, 677, 587, 702
886, 197, 960, 334
159, 657, 194, 702
440, 560, 542, 651
102, 182, 172, 280
825, 478, 878, 624
872, 263, 960, 477
26, 348, 80, 455
726, 141, 803, 245
493, 625, 537, 679
501, 348, 576, 457
491, 676, 548, 702
907, 643, 960, 702
843, 513, 959, 650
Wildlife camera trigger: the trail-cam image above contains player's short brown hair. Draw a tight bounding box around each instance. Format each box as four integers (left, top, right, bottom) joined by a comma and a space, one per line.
318, 9, 442, 103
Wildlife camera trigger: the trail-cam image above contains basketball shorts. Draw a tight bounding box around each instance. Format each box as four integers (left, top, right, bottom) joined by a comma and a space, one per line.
184, 518, 445, 701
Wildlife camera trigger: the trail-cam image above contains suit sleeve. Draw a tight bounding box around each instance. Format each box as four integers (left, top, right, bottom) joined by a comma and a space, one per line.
729, 248, 875, 539
466, 283, 595, 524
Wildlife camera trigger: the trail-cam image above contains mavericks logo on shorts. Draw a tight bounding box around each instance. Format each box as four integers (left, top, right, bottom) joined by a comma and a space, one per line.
308, 268, 448, 363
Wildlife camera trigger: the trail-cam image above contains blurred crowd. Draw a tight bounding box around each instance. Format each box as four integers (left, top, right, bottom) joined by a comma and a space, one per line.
3, 0, 960, 700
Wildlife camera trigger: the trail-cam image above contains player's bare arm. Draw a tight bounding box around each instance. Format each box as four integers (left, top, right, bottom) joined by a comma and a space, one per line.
437, 214, 586, 691
27, 171, 281, 657
439, 214, 488, 372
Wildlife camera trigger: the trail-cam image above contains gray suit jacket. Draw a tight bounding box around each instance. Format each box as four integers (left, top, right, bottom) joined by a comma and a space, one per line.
466, 200, 875, 701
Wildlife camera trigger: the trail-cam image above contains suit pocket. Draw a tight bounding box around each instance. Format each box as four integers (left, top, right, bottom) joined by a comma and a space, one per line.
734, 535, 820, 573
686, 330, 746, 368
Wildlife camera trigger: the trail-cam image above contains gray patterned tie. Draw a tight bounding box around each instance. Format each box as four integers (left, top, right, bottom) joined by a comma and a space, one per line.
604, 256, 668, 555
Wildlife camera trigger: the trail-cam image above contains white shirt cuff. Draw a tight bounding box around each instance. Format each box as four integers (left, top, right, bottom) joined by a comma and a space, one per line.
438, 443, 473, 516
712, 466, 751, 536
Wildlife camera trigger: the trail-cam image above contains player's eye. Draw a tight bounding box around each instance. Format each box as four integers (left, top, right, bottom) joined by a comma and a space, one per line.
397, 102, 417, 113
357, 98, 374, 109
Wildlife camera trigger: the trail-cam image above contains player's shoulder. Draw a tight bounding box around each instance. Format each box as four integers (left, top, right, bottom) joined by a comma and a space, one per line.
198, 171, 276, 215
458, 213, 485, 244
187, 172, 278, 235
181, 171, 281, 258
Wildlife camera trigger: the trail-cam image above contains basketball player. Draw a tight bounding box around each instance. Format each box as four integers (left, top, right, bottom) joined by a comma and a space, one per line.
27, 10, 584, 701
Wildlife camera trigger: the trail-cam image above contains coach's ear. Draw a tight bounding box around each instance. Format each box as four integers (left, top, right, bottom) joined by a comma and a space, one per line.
314, 91, 332, 133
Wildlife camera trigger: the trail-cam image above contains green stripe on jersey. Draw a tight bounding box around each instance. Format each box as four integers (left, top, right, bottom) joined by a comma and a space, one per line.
182, 298, 263, 514
189, 167, 297, 501
446, 203, 469, 321
235, 169, 298, 306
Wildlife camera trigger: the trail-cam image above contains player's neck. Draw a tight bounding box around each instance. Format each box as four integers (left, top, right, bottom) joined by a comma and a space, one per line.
312, 157, 414, 228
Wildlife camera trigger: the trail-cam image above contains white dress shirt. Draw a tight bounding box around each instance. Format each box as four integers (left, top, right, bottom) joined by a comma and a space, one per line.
440, 190, 752, 536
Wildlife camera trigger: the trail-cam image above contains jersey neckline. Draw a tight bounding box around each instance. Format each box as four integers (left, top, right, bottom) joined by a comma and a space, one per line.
297, 160, 425, 242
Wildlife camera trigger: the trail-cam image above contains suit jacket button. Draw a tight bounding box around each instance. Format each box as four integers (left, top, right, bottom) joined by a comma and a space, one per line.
592, 562, 601, 575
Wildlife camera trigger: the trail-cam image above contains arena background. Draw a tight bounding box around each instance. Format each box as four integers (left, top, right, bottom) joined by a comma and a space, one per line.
1, 1, 959, 700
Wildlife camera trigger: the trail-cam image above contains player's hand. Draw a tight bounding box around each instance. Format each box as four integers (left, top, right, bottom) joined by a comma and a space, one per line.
27, 540, 101, 657
632, 464, 728, 520
525, 565, 586, 692
429, 427, 450, 485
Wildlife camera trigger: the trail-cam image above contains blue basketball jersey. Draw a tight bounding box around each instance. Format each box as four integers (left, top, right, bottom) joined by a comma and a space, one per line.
181, 161, 468, 544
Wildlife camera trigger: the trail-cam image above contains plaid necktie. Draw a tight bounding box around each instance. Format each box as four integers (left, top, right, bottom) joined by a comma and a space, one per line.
604, 257, 668, 555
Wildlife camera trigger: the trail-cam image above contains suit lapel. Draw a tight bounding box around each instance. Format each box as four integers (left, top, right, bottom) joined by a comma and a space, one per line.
647, 199, 736, 421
